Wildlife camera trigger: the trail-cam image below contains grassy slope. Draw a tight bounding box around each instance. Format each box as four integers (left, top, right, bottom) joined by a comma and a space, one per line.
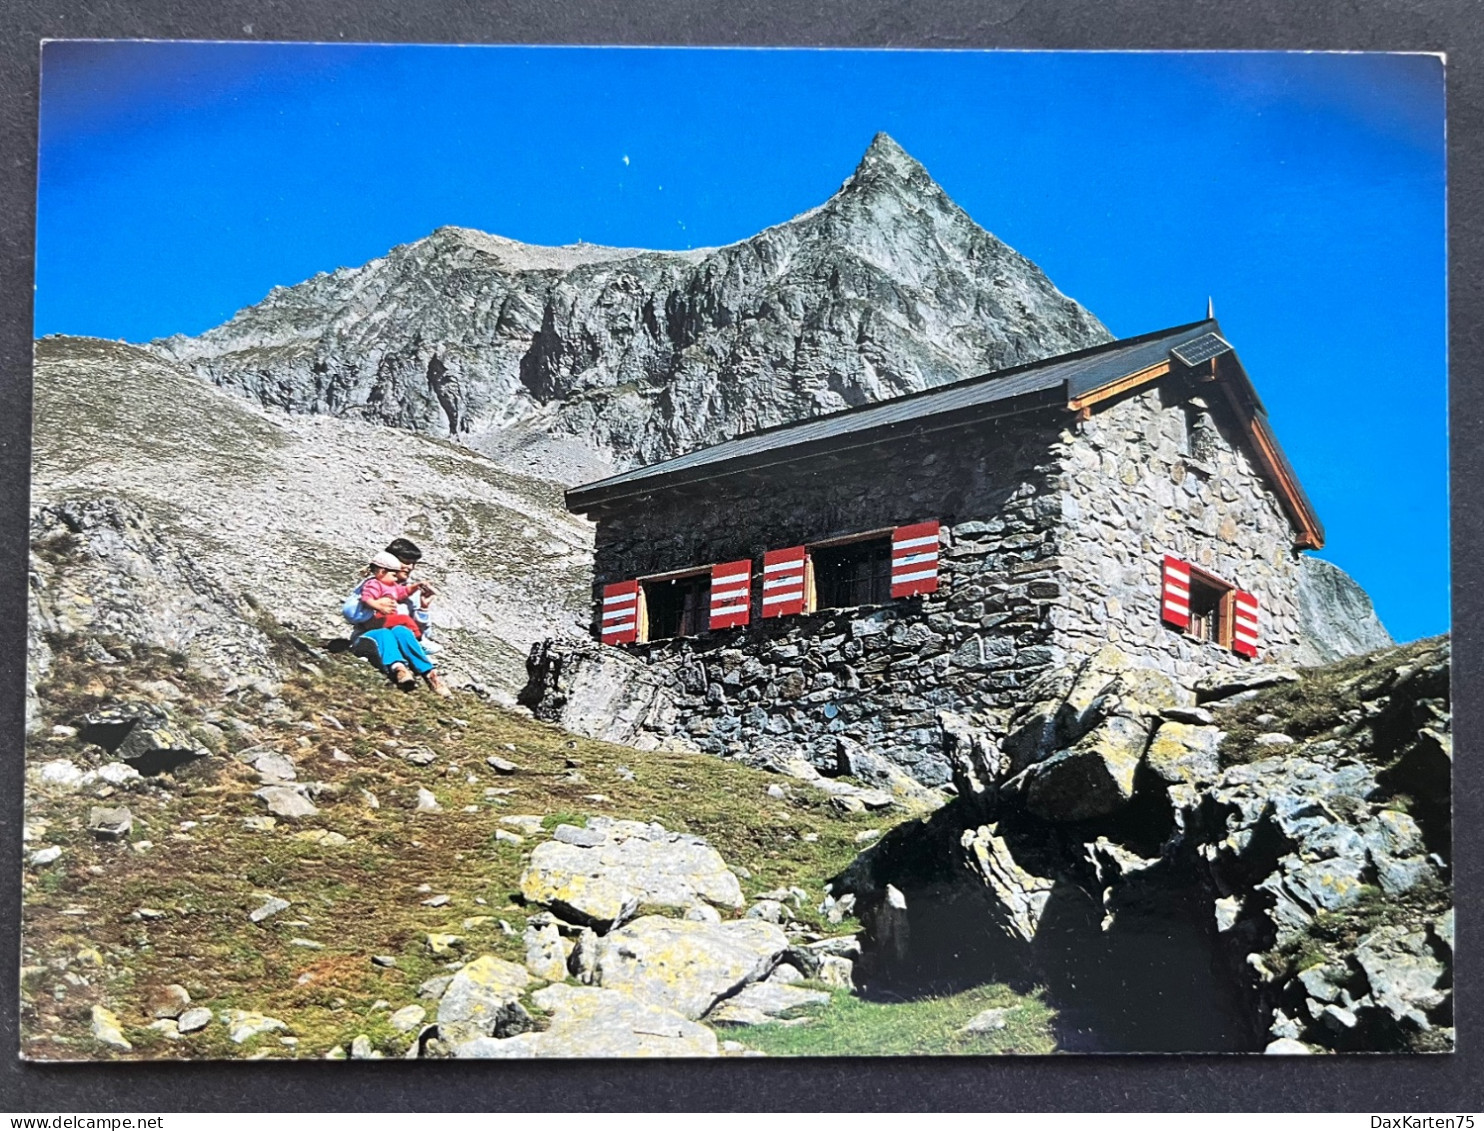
22, 627, 1052, 1060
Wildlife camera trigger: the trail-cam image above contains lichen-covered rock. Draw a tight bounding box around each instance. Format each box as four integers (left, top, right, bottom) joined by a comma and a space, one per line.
435, 954, 532, 1046
1021, 714, 1148, 821
518, 818, 743, 930
454, 984, 718, 1058
707, 981, 830, 1025
592, 915, 789, 1019
90, 1005, 132, 1050
1144, 720, 1223, 785
522, 921, 571, 982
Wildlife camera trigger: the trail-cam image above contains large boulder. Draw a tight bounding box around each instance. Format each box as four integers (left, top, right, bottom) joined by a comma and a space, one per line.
518, 818, 743, 930
1020, 714, 1150, 822
592, 915, 790, 1019
519, 637, 687, 751
453, 983, 718, 1058
1296, 557, 1393, 665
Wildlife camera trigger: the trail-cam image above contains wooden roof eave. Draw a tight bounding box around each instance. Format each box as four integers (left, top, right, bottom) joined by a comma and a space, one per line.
1067, 353, 1325, 551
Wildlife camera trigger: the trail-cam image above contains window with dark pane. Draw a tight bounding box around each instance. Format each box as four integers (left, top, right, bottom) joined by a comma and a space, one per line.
1186, 572, 1227, 643
643, 574, 711, 640
812, 538, 893, 609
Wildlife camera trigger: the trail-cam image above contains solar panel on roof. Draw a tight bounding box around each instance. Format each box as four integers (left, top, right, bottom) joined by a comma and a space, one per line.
1170, 332, 1233, 368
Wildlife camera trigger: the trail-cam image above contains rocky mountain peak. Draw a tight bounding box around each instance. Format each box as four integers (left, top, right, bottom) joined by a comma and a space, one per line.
151, 135, 1113, 475
849, 131, 931, 187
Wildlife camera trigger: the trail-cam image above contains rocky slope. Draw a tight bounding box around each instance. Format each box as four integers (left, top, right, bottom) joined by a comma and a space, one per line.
834, 636, 1452, 1053
152, 134, 1112, 473
30, 336, 595, 698
21, 604, 1028, 1061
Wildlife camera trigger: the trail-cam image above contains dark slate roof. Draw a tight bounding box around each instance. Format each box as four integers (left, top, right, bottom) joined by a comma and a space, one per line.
567, 319, 1213, 509
566, 316, 1322, 545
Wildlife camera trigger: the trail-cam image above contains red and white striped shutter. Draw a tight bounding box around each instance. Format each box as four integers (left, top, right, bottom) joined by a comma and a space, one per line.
891, 521, 941, 598
1232, 590, 1260, 658
761, 547, 807, 618
709, 560, 752, 630
1161, 556, 1191, 629
599, 580, 639, 645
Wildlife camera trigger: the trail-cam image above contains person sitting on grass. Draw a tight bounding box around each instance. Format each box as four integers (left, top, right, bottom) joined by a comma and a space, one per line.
359, 550, 425, 637
384, 538, 443, 655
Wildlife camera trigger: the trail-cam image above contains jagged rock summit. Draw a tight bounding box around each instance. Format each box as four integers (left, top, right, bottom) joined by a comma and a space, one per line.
153, 133, 1112, 474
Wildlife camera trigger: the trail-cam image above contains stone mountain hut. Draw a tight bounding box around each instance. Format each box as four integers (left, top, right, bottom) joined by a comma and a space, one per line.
564, 318, 1324, 785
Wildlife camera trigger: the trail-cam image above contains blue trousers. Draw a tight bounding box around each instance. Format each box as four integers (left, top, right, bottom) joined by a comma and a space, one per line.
359, 625, 434, 676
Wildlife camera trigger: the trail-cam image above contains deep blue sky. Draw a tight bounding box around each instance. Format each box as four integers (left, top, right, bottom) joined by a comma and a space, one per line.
35, 44, 1447, 642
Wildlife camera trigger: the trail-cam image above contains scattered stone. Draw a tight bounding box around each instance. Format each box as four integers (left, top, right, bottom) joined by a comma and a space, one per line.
372, 956, 399, 968
418, 975, 453, 999
390, 1004, 427, 1033
1021, 714, 1147, 821
553, 824, 606, 847
147, 984, 191, 1019
133, 907, 167, 921
176, 1008, 212, 1033
1145, 721, 1223, 786
815, 955, 855, 989
350, 1035, 379, 1059
425, 933, 464, 957
90, 1005, 132, 1050
95, 762, 142, 787
1264, 1038, 1314, 1055
289, 938, 324, 949
415, 787, 442, 812
221, 1009, 287, 1043
500, 815, 545, 836
403, 746, 437, 766
87, 805, 133, 840
1355, 925, 1446, 1028
1195, 668, 1300, 703
291, 829, 349, 847
28, 846, 63, 867
249, 897, 290, 924
523, 921, 571, 981
255, 786, 318, 820
146, 1019, 182, 1040
766, 784, 787, 800
960, 1006, 1013, 1033
494, 830, 524, 846
485, 755, 519, 774
252, 750, 298, 782
37, 760, 87, 790
243, 816, 277, 832
421, 894, 451, 908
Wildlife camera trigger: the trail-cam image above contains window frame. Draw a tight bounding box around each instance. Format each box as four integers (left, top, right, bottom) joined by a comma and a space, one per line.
805, 528, 897, 612
1181, 564, 1236, 650
636, 565, 713, 642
